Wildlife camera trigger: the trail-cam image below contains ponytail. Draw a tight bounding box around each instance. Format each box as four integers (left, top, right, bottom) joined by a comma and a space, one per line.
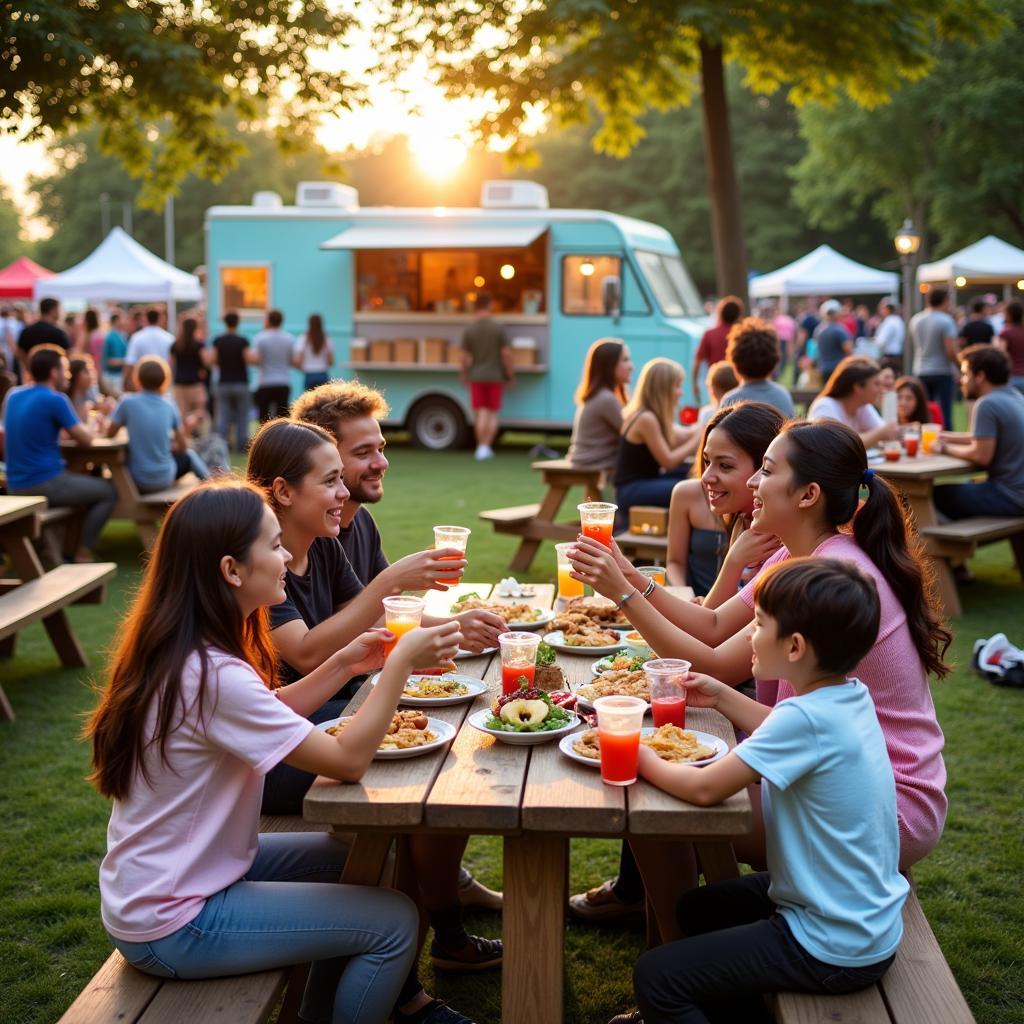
783, 420, 952, 679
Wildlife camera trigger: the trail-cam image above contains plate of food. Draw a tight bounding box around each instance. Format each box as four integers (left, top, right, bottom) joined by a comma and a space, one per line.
542, 628, 628, 657
317, 711, 457, 759
591, 650, 654, 676
368, 672, 487, 707
467, 688, 579, 745
455, 646, 498, 660
559, 725, 728, 768
574, 668, 652, 710
562, 595, 631, 629
451, 593, 555, 631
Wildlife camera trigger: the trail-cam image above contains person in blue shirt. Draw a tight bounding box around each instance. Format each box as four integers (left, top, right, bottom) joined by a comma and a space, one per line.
3, 344, 117, 561
618, 558, 908, 1024
107, 356, 209, 492
101, 313, 128, 396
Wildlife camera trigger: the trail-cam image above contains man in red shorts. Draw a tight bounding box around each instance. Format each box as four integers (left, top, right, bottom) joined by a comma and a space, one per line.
459, 292, 515, 459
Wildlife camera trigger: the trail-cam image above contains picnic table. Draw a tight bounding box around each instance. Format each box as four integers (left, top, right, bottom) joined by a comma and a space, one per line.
303, 582, 749, 1024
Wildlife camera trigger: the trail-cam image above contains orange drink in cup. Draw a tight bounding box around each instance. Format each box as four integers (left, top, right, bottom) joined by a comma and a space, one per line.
432, 525, 470, 588
382, 596, 424, 661
637, 565, 667, 587
555, 542, 585, 599
578, 502, 617, 548
921, 424, 939, 455
498, 631, 541, 695
594, 695, 647, 786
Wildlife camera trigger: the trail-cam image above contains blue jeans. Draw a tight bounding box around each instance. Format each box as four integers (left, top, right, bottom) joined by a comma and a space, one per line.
110, 833, 418, 1024
304, 372, 330, 390
918, 373, 955, 432
216, 382, 252, 453
934, 480, 1024, 521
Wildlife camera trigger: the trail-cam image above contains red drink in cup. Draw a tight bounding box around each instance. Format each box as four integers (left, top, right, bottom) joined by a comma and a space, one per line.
903, 424, 920, 457
577, 502, 618, 549
594, 695, 647, 786
498, 631, 541, 696
645, 658, 691, 729
651, 695, 686, 727
502, 663, 536, 694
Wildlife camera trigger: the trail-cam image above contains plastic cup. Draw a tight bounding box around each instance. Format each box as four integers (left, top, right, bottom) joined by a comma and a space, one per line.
921, 423, 938, 455
644, 658, 691, 728
637, 565, 667, 586
382, 595, 424, 661
594, 695, 648, 786
882, 440, 902, 463
902, 423, 920, 457
578, 501, 617, 548
498, 631, 541, 695
555, 542, 585, 599
432, 525, 470, 587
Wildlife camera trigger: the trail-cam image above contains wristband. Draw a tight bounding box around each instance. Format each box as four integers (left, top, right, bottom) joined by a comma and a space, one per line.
616, 588, 638, 609
641, 578, 657, 599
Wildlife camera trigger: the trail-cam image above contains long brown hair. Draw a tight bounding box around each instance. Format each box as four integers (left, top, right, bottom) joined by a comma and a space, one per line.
86, 481, 278, 800
819, 355, 880, 401
575, 337, 628, 405
622, 357, 683, 442
781, 419, 952, 678
894, 376, 932, 425
246, 417, 337, 510
305, 313, 327, 355
173, 317, 199, 356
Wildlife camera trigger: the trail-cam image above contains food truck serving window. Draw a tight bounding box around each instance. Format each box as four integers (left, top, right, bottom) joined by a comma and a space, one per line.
635, 251, 703, 317
562, 256, 623, 315
220, 265, 270, 314
356, 237, 546, 315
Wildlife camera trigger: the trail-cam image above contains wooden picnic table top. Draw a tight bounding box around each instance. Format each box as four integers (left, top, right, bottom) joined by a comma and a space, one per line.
873, 452, 974, 481
0, 494, 47, 528
60, 433, 128, 454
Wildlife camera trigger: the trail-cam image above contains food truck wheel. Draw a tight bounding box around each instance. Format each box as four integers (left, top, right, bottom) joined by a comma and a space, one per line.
408, 396, 471, 451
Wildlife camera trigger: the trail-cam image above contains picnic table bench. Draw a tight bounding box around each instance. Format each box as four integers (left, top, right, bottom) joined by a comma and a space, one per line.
480, 459, 604, 572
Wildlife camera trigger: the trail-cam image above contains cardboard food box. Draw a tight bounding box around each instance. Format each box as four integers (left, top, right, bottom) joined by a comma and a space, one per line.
349, 338, 368, 364
368, 339, 392, 363
511, 335, 537, 367
445, 341, 464, 365
423, 337, 448, 363
628, 506, 668, 536
392, 338, 418, 363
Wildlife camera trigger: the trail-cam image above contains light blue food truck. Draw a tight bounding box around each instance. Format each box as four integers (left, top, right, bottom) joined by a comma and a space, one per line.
205, 180, 706, 448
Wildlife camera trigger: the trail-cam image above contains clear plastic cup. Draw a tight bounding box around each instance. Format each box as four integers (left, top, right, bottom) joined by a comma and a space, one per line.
902, 423, 920, 457
921, 423, 939, 454
882, 440, 902, 463
644, 658, 691, 729
432, 525, 470, 587
498, 631, 541, 695
637, 565, 667, 586
382, 595, 425, 661
594, 695, 648, 785
577, 501, 617, 548
555, 542, 584, 599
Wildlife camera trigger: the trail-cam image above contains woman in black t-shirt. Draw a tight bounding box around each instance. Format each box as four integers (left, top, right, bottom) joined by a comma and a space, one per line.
170, 317, 208, 422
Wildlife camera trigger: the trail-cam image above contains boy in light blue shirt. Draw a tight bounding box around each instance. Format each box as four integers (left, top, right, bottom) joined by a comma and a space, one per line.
626, 557, 908, 1024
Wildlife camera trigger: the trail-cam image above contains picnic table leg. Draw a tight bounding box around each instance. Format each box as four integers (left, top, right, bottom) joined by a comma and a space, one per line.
893, 480, 962, 618
502, 834, 567, 1024
694, 842, 740, 884
0, 684, 14, 721
338, 831, 394, 886
508, 483, 571, 573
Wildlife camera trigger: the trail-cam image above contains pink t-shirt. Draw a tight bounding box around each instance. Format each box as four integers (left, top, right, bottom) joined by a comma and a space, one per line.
739, 534, 947, 864
100, 650, 313, 942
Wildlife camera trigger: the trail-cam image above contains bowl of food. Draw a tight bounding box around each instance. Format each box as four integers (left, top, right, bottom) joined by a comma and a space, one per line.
622, 631, 652, 659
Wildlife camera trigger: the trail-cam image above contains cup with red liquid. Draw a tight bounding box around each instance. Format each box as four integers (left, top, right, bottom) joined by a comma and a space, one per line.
882, 440, 902, 463
594, 695, 648, 786
381, 595, 425, 662
680, 405, 699, 426
902, 423, 920, 457
644, 658, 691, 728
498, 631, 541, 696
432, 525, 470, 588
577, 501, 618, 548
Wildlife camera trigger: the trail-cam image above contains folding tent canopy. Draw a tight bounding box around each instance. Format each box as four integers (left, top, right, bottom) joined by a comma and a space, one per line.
917, 235, 1024, 294
0, 256, 54, 299
749, 244, 898, 300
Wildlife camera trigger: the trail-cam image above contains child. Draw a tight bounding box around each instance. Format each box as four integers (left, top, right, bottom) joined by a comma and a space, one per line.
626, 557, 909, 1024
87, 481, 463, 1022
695, 360, 738, 429
108, 355, 210, 492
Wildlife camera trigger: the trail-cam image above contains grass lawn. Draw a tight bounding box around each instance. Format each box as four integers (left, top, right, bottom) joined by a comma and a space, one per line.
1, 438, 1022, 1024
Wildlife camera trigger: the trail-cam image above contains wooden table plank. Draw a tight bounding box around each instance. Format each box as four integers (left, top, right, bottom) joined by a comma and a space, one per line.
0, 494, 46, 528
872, 452, 973, 482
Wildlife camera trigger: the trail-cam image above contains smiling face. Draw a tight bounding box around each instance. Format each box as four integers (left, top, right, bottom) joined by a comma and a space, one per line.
285, 441, 350, 538
337, 415, 389, 504
233, 505, 291, 611
750, 605, 790, 680
615, 346, 634, 386
701, 425, 757, 517
747, 435, 813, 535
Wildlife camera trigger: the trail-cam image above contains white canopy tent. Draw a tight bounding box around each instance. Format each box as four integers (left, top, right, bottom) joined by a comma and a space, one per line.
34, 228, 202, 318
749, 244, 898, 302
917, 235, 1024, 297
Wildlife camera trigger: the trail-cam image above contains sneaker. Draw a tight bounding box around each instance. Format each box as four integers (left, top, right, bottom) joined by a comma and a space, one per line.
608, 1012, 643, 1024
429, 933, 502, 971
457, 869, 503, 912
394, 998, 476, 1024
975, 633, 1024, 687
474, 445, 494, 460
568, 879, 644, 921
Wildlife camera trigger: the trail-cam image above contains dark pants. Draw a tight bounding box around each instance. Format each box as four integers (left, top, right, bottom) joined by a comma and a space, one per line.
13, 471, 117, 553
615, 466, 692, 531
254, 385, 291, 423
303, 371, 330, 390
634, 873, 895, 1024
918, 373, 955, 432
934, 480, 1024, 521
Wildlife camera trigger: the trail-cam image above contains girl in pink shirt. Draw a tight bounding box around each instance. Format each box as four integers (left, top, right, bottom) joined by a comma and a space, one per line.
87, 482, 463, 1024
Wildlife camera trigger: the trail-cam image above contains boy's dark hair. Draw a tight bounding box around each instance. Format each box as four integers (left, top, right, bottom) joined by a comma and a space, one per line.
754, 557, 880, 675
28, 344, 67, 382
726, 317, 780, 379
928, 288, 948, 308
224, 311, 240, 329
39, 297, 59, 317
267, 309, 284, 328
145, 308, 160, 324
136, 356, 169, 392
970, 297, 987, 314
961, 344, 1010, 386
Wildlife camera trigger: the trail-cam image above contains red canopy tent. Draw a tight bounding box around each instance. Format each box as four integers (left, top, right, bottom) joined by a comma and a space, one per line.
0, 256, 55, 299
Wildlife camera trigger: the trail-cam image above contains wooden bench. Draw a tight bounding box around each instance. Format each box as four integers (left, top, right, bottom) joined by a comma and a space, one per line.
130, 479, 199, 549
480, 459, 604, 572
772, 891, 974, 1023
920, 515, 1024, 580
614, 530, 669, 562
36, 506, 83, 566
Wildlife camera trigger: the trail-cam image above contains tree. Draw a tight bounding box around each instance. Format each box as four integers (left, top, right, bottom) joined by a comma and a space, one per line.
381, 0, 1005, 300
0, 183, 24, 268
793, 0, 1024, 256
1, 1, 355, 206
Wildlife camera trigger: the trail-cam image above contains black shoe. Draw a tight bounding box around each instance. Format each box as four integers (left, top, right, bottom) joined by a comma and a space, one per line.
395, 998, 476, 1024
608, 1012, 643, 1024
429, 933, 502, 971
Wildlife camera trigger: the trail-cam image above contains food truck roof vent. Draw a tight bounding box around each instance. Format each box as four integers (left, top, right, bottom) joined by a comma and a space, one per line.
296, 181, 360, 209
252, 191, 283, 209
480, 180, 549, 210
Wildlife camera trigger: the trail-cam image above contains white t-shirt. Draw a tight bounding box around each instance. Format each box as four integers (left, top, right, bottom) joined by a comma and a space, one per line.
253, 328, 295, 386
294, 333, 332, 373
875, 314, 905, 356
99, 650, 312, 942
808, 394, 883, 435
124, 325, 174, 366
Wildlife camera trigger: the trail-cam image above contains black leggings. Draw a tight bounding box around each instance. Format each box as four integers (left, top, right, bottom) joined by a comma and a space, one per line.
634, 873, 895, 1024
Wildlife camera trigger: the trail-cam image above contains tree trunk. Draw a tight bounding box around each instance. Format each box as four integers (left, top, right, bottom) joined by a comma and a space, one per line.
699, 39, 748, 305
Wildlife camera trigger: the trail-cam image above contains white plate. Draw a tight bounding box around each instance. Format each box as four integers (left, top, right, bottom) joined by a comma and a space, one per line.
467, 707, 580, 745
573, 680, 651, 714
504, 608, 556, 631
542, 629, 628, 657
591, 650, 635, 676
316, 716, 456, 759
368, 672, 487, 707
559, 728, 728, 768
455, 646, 497, 660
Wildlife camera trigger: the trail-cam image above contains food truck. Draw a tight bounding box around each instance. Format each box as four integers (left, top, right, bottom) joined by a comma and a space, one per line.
205, 180, 707, 448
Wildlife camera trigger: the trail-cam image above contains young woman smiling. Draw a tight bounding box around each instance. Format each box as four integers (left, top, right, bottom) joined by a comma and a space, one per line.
87, 481, 462, 1023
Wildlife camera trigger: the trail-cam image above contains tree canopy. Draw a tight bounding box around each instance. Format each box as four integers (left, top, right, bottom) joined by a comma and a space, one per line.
0, 183, 24, 269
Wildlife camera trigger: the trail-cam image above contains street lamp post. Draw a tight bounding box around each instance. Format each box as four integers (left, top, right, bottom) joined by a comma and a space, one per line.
894, 219, 921, 375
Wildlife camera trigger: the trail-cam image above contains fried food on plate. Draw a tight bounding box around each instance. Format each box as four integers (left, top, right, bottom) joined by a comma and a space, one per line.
327, 710, 437, 750
566, 596, 630, 628
402, 677, 468, 698
640, 725, 715, 763
572, 729, 601, 760
455, 598, 543, 623
576, 669, 650, 702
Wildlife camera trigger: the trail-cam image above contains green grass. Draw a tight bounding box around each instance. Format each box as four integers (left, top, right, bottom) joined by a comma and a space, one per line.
1, 438, 1022, 1024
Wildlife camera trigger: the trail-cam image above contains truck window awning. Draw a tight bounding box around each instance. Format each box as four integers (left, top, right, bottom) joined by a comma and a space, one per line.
320, 224, 546, 251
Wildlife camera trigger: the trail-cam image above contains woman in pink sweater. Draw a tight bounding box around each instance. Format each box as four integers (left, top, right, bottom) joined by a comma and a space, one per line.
570, 419, 950, 871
